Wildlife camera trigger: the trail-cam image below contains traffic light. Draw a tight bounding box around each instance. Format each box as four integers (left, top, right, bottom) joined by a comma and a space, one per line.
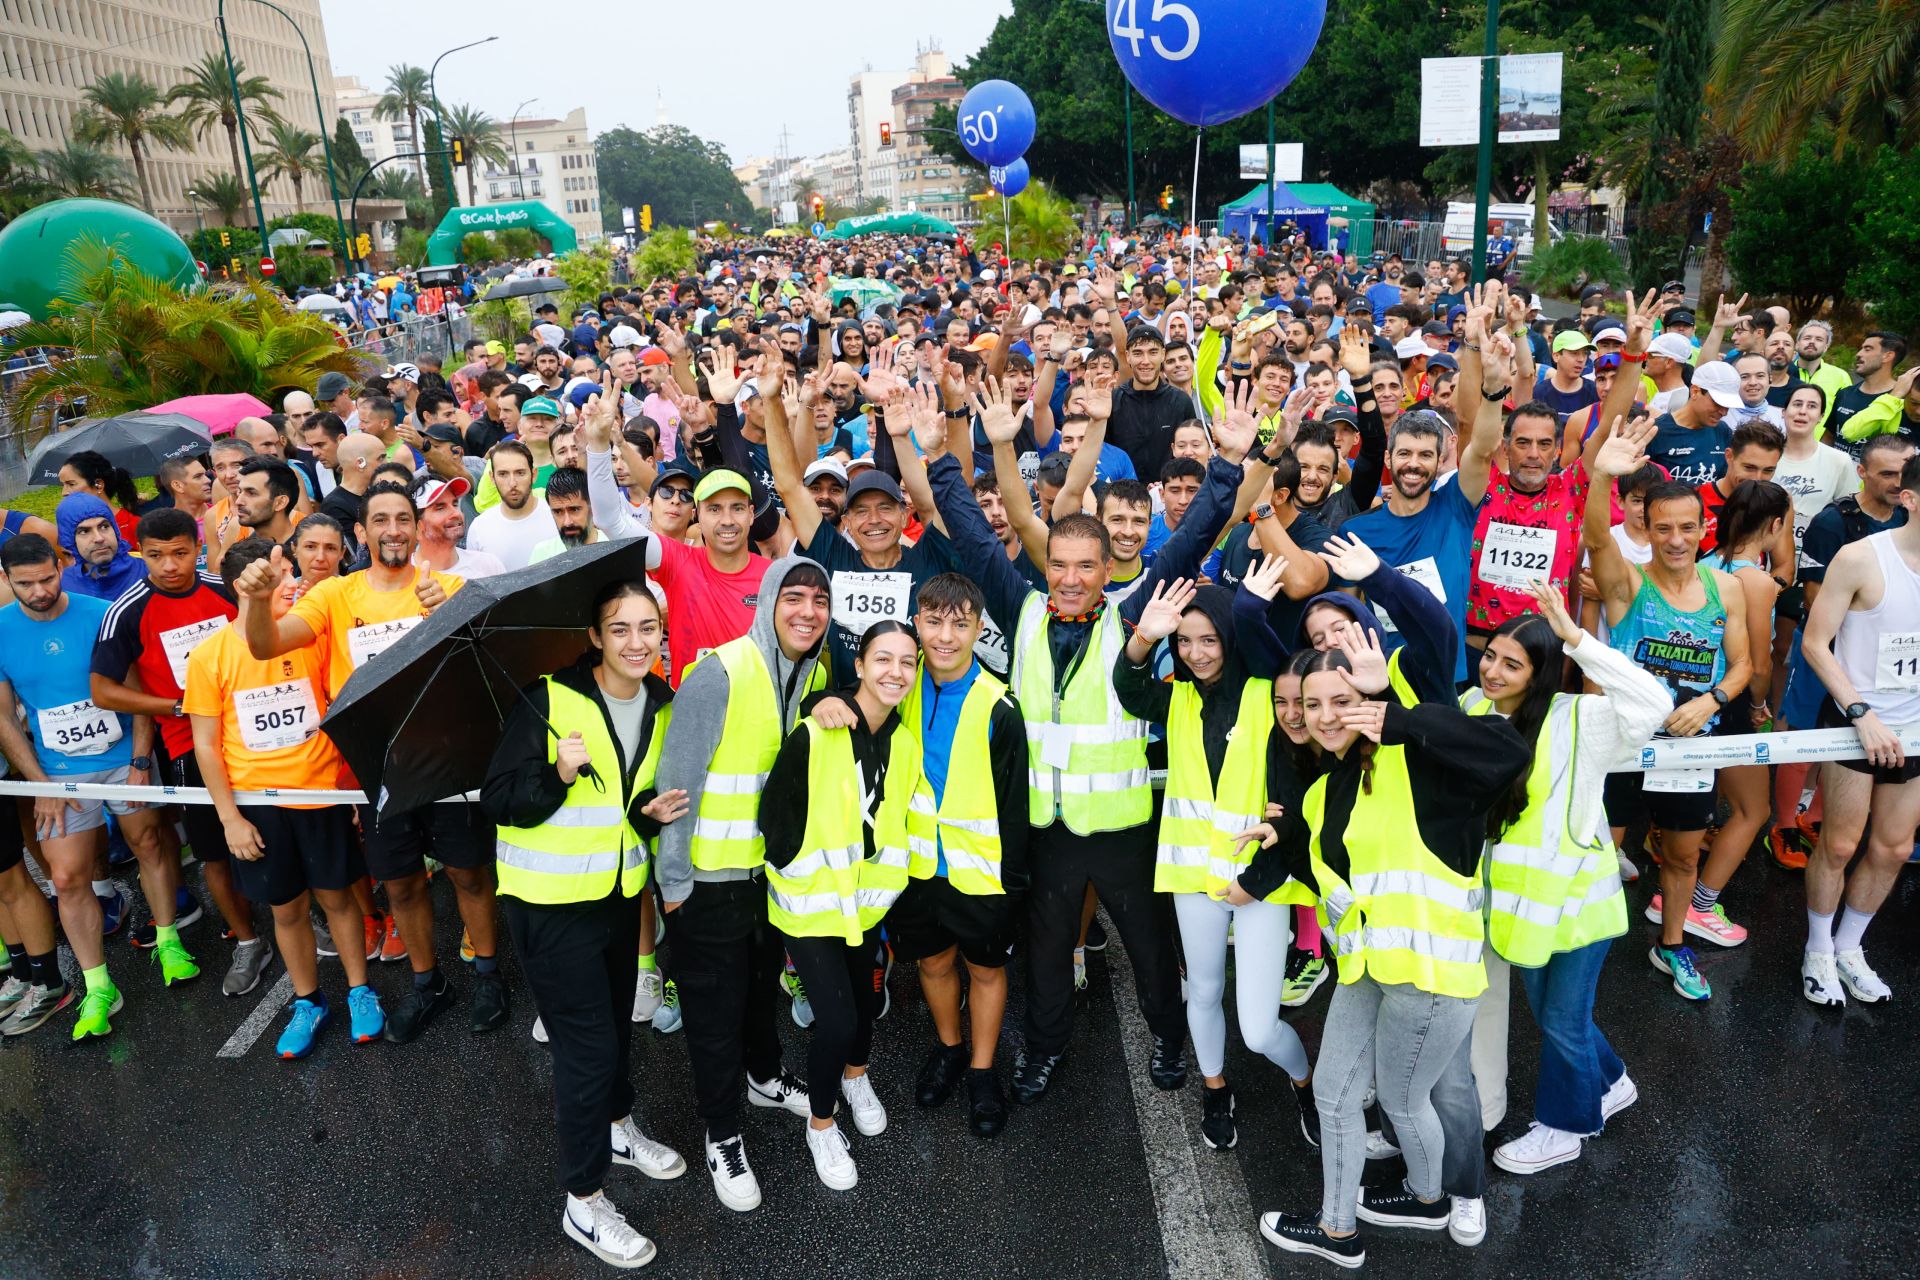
355, 232, 372, 259
218, 229, 230, 248
640, 204, 653, 233
811, 194, 826, 219
879, 123, 893, 147
1160, 185, 1174, 211
450, 136, 466, 166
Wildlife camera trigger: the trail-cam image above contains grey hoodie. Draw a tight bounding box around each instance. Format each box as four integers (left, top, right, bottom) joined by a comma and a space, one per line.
654, 553, 826, 904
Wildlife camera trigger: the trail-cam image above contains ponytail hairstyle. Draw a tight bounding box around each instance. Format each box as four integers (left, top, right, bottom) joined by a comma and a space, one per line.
1714, 480, 1792, 568
587, 578, 660, 659
64, 450, 139, 510
1481, 612, 1562, 841
1277, 647, 1324, 775
1297, 648, 1376, 793
856, 618, 917, 661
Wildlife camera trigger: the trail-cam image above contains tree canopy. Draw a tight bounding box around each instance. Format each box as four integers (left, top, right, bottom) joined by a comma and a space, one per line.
594, 125, 754, 233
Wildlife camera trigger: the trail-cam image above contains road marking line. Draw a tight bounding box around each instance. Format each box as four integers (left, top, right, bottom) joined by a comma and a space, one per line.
218, 972, 292, 1058
1102, 908, 1270, 1280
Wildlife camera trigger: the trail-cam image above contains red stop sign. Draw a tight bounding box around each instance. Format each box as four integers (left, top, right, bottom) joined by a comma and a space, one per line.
259, 257, 277, 276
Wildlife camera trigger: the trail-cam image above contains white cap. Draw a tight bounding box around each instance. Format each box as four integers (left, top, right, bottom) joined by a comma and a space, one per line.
1650, 333, 1695, 362
1690, 359, 1744, 410
1591, 325, 1627, 345
607, 323, 643, 349
803, 458, 849, 486
1394, 335, 1429, 360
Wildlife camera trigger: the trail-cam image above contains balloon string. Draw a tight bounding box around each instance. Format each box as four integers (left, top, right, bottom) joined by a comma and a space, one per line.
1188, 128, 1203, 300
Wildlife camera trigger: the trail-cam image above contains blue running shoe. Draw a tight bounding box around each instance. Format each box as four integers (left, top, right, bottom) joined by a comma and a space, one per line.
98, 888, 130, 937
106, 821, 135, 868
174, 887, 203, 929
1649, 944, 1711, 1001
277, 996, 330, 1059
349, 984, 384, 1043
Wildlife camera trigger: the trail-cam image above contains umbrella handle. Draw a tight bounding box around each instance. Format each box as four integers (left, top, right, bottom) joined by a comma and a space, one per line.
470, 640, 604, 793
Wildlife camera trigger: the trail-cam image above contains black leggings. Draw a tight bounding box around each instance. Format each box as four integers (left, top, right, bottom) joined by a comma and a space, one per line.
782, 926, 883, 1121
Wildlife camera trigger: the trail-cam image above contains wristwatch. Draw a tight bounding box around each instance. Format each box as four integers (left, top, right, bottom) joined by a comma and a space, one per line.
131, 755, 153, 771
1482, 385, 1512, 402
172, 700, 184, 718
1710, 687, 1730, 707
1252, 502, 1275, 520
943, 406, 970, 419
1845, 701, 1871, 721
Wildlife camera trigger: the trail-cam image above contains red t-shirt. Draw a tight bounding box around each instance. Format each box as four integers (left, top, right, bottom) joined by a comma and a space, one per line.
1467, 463, 1590, 633
654, 537, 770, 687
1696, 480, 1730, 556
90, 574, 238, 758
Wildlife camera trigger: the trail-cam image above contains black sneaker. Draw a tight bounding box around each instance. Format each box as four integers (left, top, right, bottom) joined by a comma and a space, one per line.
1149, 1034, 1188, 1091
915, 1042, 968, 1108
1011, 1048, 1062, 1104
1355, 1182, 1451, 1231
1084, 917, 1109, 951
384, 971, 454, 1044
967, 1068, 1007, 1137
1291, 1078, 1321, 1149
1260, 1211, 1365, 1269
470, 970, 508, 1034
1201, 1083, 1237, 1150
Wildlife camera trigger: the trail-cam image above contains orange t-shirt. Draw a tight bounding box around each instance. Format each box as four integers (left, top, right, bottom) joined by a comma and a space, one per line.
184, 624, 343, 805
289, 566, 464, 698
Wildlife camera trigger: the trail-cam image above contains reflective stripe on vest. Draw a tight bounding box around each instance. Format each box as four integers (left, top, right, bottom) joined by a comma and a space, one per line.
495, 679, 664, 906
766, 717, 921, 944
688, 638, 824, 873
1303, 741, 1487, 998
1012, 595, 1151, 834
1460, 690, 1629, 965
901, 667, 1010, 896
1154, 679, 1307, 904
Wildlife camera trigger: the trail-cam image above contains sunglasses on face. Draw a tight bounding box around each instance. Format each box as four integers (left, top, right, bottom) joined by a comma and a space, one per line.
656, 487, 694, 504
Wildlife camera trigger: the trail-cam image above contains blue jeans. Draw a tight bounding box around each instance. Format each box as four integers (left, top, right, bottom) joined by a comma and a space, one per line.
1516, 938, 1624, 1135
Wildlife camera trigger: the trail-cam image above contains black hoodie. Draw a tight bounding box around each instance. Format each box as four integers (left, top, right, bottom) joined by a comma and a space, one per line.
481, 652, 675, 839
1113, 584, 1277, 786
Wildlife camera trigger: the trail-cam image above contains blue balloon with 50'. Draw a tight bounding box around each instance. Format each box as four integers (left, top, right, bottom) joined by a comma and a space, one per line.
1106, 0, 1327, 127
989, 159, 1030, 198
957, 80, 1036, 168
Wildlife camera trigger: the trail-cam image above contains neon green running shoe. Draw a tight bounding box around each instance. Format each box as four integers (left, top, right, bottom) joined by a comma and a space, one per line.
71, 984, 124, 1040
153, 937, 201, 986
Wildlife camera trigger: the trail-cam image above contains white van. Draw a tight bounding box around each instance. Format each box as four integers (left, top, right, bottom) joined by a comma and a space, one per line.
1441, 202, 1564, 260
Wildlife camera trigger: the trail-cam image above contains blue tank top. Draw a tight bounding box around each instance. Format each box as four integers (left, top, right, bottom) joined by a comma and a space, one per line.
1611, 563, 1728, 732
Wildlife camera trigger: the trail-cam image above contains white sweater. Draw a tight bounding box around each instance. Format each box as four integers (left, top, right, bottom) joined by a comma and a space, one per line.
1559, 635, 1675, 844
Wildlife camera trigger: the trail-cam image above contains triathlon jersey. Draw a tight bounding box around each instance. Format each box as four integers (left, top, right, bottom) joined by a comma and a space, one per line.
1831, 532, 1920, 727
1611, 562, 1728, 732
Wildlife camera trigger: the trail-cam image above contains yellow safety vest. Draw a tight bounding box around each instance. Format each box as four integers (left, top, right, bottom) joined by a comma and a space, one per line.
1011, 595, 1150, 834
495, 679, 664, 906
687, 637, 825, 873
1156, 678, 1310, 903
1460, 690, 1628, 966
1305, 741, 1488, 998
767, 716, 918, 944
901, 665, 1010, 895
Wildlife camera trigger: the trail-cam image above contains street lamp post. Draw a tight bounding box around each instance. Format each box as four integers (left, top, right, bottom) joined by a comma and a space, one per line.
185, 188, 205, 233
215, 0, 269, 245
509, 96, 538, 199
429, 37, 500, 205
240, 0, 352, 267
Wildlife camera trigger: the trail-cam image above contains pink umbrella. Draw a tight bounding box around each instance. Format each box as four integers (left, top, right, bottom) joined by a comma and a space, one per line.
145, 392, 274, 437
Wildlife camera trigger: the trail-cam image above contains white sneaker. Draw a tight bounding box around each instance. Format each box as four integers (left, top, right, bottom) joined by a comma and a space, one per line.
1835, 948, 1890, 1003
1615, 849, 1639, 883
1364, 1129, 1401, 1160
1801, 950, 1847, 1007
704, 1132, 761, 1212
611, 1116, 686, 1180
747, 1069, 812, 1118
1600, 1070, 1638, 1123
632, 970, 663, 1024
840, 1072, 888, 1136
531, 1015, 549, 1044
1492, 1122, 1583, 1174
562, 1192, 656, 1269
806, 1121, 858, 1190
1448, 1195, 1486, 1247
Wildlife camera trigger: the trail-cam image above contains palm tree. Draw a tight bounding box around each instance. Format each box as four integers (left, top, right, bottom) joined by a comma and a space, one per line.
166, 52, 282, 209
70, 71, 193, 214
1713, 0, 1920, 163
191, 171, 250, 224
440, 102, 508, 206
257, 119, 323, 212
34, 141, 136, 201
977, 180, 1081, 259
375, 65, 433, 193
1, 129, 47, 216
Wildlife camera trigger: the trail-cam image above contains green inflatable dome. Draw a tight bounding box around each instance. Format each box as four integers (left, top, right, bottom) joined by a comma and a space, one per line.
0, 198, 200, 321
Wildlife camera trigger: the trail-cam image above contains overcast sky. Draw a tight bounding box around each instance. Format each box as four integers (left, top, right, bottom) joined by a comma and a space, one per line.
319, 0, 1011, 164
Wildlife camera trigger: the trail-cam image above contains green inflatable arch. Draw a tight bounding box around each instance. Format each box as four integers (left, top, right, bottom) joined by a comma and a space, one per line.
425, 201, 578, 265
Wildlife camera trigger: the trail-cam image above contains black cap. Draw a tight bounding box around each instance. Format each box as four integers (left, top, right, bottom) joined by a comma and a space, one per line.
649, 462, 698, 495
1321, 406, 1359, 427
1660, 280, 1686, 295
1420, 319, 1451, 337
846, 471, 906, 505
1666, 308, 1697, 327
1125, 324, 1166, 348
422, 422, 464, 446
1579, 284, 1608, 301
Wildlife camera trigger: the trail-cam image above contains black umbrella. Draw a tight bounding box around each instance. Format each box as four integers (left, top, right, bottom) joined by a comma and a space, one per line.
320, 537, 651, 822
481, 275, 567, 301
24, 412, 212, 486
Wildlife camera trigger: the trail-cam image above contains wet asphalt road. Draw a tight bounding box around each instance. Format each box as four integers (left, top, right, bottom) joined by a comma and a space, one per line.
1, 843, 1916, 1279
